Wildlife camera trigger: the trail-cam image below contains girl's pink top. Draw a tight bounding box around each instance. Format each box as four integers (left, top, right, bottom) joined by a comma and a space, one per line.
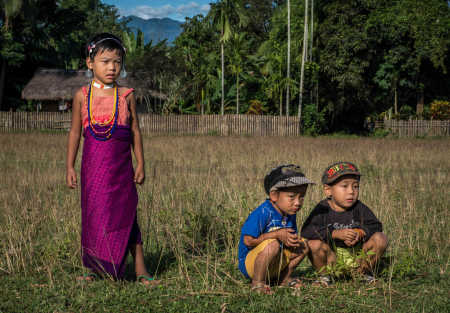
81, 86, 134, 129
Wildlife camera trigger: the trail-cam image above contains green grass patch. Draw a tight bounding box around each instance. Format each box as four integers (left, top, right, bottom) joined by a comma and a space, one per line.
0, 134, 449, 312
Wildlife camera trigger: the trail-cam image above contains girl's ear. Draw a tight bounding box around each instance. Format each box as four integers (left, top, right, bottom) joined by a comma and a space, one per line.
86, 57, 92, 70
269, 190, 279, 203
323, 185, 332, 198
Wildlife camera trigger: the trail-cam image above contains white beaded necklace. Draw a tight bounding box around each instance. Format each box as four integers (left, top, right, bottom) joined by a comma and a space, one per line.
92, 80, 114, 89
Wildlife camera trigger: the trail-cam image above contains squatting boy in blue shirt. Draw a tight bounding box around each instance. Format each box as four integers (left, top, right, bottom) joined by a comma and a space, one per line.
238, 164, 314, 294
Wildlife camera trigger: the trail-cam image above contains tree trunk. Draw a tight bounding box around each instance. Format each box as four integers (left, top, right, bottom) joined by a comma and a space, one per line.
299, 0, 309, 123
417, 89, 424, 117
159, 76, 162, 109
236, 73, 239, 114
4, 14, 10, 31
0, 59, 6, 111
394, 87, 398, 115
310, 0, 314, 63
221, 42, 225, 115
201, 88, 205, 115
309, 0, 314, 106
286, 0, 291, 116
280, 91, 283, 116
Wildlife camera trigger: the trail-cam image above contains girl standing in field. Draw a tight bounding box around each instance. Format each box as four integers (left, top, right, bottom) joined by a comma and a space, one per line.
66, 33, 156, 286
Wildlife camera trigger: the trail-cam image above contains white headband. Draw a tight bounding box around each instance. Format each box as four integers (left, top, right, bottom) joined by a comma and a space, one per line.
88, 37, 126, 56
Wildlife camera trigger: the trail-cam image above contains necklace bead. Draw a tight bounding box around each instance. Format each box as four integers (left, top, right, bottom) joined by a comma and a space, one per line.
92, 80, 114, 89
87, 81, 119, 140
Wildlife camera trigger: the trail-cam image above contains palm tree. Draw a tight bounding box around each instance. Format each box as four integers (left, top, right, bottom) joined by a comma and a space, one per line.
309, 0, 314, 64
229, 32, 247, 114
122, 30, 145, 58
2, 0, 23, 30
299, 0, 309, 122
0, 0, 23, 110
259, 41, 285, 115
210, 0, 248, 115
286, 0, 291, 116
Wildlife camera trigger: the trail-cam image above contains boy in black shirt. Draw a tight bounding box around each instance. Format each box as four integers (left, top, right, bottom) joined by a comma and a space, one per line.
301, 162, 388, 285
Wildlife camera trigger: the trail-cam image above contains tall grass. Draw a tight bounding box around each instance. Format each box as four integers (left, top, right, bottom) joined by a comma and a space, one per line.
0, 133, 448, 312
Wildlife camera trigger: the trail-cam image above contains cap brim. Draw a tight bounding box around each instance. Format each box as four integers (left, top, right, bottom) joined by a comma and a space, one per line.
325, 172, 361, 184
270, 176, 315, 191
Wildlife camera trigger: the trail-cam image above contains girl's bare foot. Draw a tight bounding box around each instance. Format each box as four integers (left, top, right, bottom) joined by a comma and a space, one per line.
137, 273, 161, 286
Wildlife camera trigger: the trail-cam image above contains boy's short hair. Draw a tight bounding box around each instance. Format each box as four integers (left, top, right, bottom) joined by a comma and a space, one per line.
264, 164, 315, 194
322, 161, 361, 185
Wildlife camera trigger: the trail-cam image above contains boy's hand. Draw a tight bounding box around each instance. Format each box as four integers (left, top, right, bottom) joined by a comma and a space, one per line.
66, 168, 77, 188
276, 228, 300, 247
344, 238, 358, 247
335, 228, 366, 247
332, 229, 358, 243
345, 228, 366, 246
134, 165, 145, 184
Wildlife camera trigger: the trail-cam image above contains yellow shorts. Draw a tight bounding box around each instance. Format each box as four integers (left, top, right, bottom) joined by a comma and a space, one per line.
245, 239, 291, 279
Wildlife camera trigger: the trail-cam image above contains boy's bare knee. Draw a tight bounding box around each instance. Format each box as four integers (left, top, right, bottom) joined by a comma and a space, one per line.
307, 240, 321, 252
257, 240, 281, 260
308, 239, 329, 255
371, 232, 388, 251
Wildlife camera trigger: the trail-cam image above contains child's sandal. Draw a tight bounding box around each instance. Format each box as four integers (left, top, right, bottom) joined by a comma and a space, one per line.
137, 275, 161, 287
77, 272, 98, 282
251, 283, 273, 295
362, 274, 376, 284
286, 278, 304, 289
312, 275, 332, 287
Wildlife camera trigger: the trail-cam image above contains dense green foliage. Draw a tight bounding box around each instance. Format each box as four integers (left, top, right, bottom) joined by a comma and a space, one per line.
1, 0, 449, 132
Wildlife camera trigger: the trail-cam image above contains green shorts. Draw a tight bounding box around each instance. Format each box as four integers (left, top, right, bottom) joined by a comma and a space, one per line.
335, 245, 362, 268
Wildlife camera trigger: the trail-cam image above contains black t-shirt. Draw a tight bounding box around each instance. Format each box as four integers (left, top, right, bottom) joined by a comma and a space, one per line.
300, 199, 383, 248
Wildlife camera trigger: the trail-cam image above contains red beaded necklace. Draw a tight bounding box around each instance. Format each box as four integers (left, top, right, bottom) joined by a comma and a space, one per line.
86, 81, 119, 141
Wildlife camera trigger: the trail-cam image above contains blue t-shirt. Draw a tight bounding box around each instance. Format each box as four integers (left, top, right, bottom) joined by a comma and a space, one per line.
238, 199, 298, 278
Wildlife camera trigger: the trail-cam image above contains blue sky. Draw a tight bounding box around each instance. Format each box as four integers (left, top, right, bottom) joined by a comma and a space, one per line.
102, 1, 212, 21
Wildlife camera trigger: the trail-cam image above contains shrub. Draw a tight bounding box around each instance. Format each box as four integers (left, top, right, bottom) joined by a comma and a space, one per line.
396, 105, 414, 120
301, 103, 327, 135
246, 100, 267, 115
372, 128, 390, 137
430, 100, 450, 120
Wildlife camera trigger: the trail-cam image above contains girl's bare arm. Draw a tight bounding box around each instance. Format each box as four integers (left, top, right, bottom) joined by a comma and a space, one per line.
128, 92, 145, 184
66, 89, 83, 188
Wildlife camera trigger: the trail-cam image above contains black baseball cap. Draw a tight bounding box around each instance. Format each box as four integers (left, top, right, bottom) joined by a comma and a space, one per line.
264, 164, 315, 194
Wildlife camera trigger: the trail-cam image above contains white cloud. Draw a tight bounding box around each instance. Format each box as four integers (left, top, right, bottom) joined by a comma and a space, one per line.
120, 2, 210, 20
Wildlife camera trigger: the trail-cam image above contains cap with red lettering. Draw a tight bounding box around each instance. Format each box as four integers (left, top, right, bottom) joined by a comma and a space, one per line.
321, 161, 361, 185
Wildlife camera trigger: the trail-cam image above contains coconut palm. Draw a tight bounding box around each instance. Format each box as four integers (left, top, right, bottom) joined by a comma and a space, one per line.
259, 40, 285, 115
299, 0, 309, 121
210, 0, 248, 115
286, 0, 291, 116
229, 32, 248, 114
2, 0, 23, 30
0, 0, 23, 110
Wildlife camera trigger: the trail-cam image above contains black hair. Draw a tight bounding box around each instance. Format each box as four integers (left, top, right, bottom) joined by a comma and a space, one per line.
85, 33, 126, 60
326, 174, 361, 186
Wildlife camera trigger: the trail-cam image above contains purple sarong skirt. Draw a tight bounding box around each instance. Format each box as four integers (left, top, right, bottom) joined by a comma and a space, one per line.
80, 126, 142, 279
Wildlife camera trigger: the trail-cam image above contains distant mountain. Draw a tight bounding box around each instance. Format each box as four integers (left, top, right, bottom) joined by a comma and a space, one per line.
124, 16, 183, 45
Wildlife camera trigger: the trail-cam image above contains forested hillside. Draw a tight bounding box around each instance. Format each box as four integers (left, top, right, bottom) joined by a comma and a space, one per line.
124, 16, 182, 44
1, 0, 449, 132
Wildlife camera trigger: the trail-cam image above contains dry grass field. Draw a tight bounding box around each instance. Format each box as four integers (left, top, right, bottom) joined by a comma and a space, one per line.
0, 132, 449, 312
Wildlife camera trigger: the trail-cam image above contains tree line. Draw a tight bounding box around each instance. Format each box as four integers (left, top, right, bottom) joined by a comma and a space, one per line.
1, 0, 449, 133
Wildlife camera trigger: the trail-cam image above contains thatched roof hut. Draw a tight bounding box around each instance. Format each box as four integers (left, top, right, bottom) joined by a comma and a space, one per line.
22, 68, 167, 101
